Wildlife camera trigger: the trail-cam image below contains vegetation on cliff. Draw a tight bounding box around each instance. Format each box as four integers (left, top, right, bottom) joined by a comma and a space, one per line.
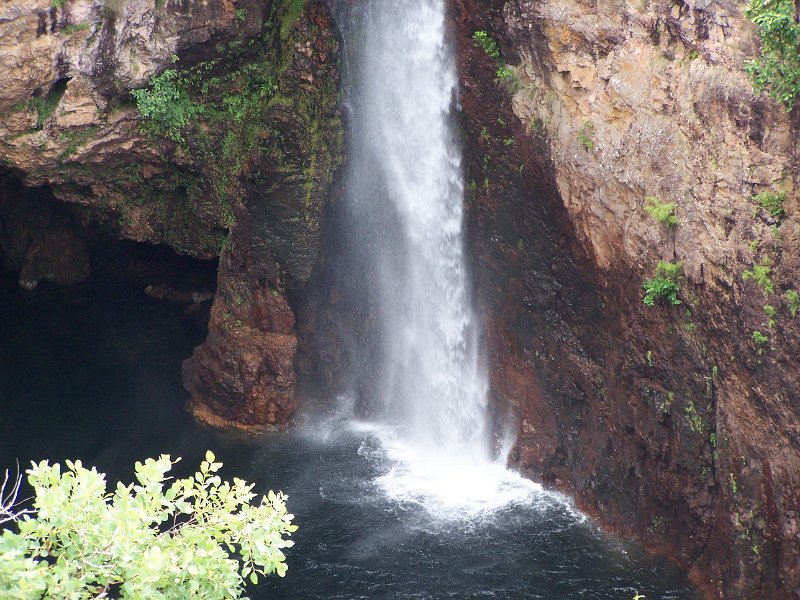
472, 30, 515, 82
124, 0, 338, 263
642, 261, 683, 307
129, 32, 286, 241
643, 196, 678, 228
0, 452, 295, 599
745, 0, 800, 109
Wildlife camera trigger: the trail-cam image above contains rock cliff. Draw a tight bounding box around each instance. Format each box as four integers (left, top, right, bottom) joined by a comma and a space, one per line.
453, 0, 799, 598
0, 0, 342, 430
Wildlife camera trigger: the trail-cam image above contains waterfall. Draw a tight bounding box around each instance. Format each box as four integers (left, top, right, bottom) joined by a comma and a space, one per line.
330, 0, 534, 515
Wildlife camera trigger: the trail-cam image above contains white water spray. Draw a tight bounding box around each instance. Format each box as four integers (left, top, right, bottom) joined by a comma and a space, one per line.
363, 0, 487, 458
334, 0, 539, 515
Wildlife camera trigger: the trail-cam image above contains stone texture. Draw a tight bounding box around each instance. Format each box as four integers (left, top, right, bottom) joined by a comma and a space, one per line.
452, 1, 800, 598
18, 227, 90, 289
0, 0, 343, 431
0, 177, 91, 289
181, 1, 343, 430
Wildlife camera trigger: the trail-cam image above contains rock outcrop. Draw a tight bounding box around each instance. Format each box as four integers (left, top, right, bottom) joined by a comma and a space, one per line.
453, 1, 799, 598
0, 0, 342, 429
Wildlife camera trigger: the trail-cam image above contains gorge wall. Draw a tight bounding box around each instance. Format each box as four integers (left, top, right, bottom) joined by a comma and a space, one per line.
0, 0, 342, 429
453, 0, 800, 598
1, 0, 799, 598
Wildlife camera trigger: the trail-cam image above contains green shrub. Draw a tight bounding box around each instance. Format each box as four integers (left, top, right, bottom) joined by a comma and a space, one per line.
657, 261, 682, 280
644, 196, 678, 227
753, 190, 786, 219
496, 64, 514, 79
764, 303, 778, 328
743, 257, 775, 296
658, 390, 675, 414
472, 31, 500, 59
642, 261, 683, 307
0, 452, 295, 598
132, 54, 276, 150
132, 69, 204, 143
786, 288, 800, 317
684, 400, 704, 433
752, 330, 769, 353
61, 22, 90, 34
744, 0, 800, 110
473, 30, 516, 84
578, 120, 594, 151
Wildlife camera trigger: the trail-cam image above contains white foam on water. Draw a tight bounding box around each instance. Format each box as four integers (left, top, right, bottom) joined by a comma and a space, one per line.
349, 421, 580, 522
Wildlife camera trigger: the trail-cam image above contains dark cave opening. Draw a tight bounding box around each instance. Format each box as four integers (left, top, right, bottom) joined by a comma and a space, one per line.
0, 174, 221, 474
0, 174, 219, 300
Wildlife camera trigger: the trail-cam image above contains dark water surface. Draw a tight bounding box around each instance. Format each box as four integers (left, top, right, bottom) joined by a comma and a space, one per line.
0, 272, 699, 600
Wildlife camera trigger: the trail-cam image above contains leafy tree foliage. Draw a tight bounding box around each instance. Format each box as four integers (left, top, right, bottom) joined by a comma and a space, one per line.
744, 0, 800, 109
0, 452, 296, 599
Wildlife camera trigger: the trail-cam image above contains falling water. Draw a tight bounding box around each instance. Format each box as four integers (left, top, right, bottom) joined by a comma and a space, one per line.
332, 0, 536, 515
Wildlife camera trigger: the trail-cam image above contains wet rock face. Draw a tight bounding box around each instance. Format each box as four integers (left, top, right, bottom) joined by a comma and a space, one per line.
452, 0, 799, 598
0, 179, 90, 289
18, 228, 90, 290
0, 0, 343, 430
182, 222, 299, 430
181, 0, 342, 430
3, 0, 798, 594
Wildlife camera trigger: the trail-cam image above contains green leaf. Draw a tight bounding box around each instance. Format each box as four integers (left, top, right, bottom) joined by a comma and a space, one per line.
744, 0, 800, 109
0, 453, 296, 598
642, 261, 683, 307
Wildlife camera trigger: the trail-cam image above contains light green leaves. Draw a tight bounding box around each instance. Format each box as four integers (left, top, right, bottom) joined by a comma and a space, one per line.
0, 453, 295, 598
644, 196, 678, 228
642, 261, 683, 307
742, 256, 775, 296
753, 190, 786, 219
131, 69, 204, 143
785, 288, 800, 317
472, 31, 500, 59
473, 30, 516, 82
744, 0, 800, 109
